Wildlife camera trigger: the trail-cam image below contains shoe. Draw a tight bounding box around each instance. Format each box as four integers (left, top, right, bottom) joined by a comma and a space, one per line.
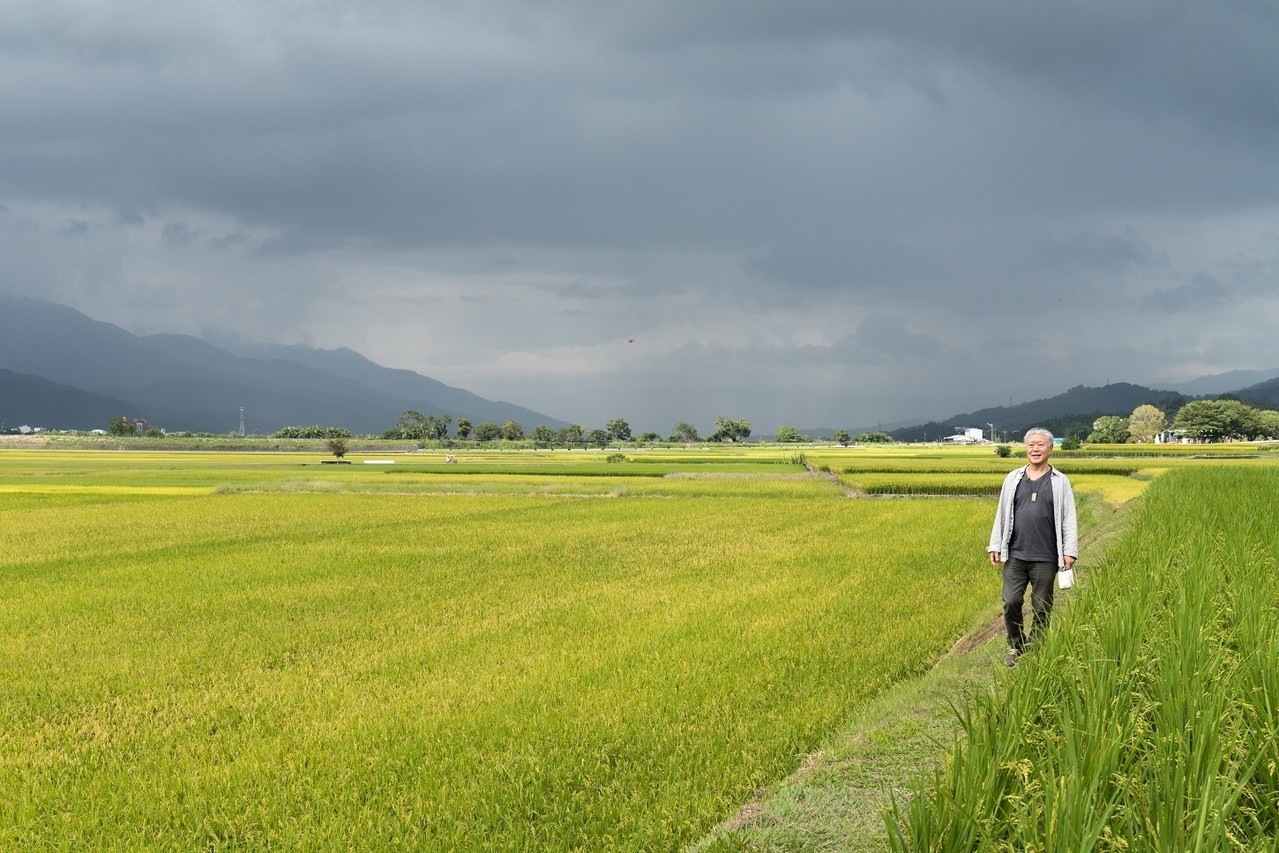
1004, 647, 1020, 668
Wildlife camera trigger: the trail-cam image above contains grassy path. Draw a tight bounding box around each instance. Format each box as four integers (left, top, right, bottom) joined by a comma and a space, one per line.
693, 491, 1133, 851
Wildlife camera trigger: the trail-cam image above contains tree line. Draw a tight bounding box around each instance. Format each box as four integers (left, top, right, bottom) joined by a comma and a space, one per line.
374, 412, 757, 446
117, 396, 1279, 447
1083, 399, 1279, 444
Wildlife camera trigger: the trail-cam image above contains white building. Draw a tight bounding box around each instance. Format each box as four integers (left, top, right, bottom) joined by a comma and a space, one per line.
942, 428, 987, 444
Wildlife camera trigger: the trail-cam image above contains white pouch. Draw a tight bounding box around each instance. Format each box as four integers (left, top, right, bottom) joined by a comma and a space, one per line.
1057, 568, 1075, 589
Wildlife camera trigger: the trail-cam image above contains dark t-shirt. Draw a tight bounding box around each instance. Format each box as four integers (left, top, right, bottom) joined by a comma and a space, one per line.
1009, 469, 1058, 562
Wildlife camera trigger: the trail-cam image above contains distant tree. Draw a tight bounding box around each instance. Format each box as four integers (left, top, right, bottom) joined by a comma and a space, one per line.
1061, 436, 1082, 450
557, 424, 585, 445
455, 418, 473, 440
108, 415, 132, 437
1087, 415, 1129, 444
711, 417, 751, 442
1127, 404, 1167, 443
326, 438, 348, 458
1256, 409, 1279, 439
277, 425, 352, 439
1173, 399, 1253, 441
501, 420, 524, 441
529, 424, 555, 447
393, 410, 430, 440
774, 425, 806, 443
711, 418, 729, 441
855, 431, 893, 443
474, 421, 501, 441
995, 444, 1012, 458
637, 432, 661, 443
831, 428, 851, 446
671, 421, 700, 443
1237, 404, 1268, 439
605, 418, 632, 442
423, 414, 452, 441
586, 428, 610, 447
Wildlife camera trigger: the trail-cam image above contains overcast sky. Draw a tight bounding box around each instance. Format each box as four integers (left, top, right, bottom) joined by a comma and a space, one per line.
3, 1, 1278, 434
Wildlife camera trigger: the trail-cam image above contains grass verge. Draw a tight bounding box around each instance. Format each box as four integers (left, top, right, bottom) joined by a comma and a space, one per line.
693, 491, 1133, 852
691, 635, 1007, 852
884, 467, 1279, 849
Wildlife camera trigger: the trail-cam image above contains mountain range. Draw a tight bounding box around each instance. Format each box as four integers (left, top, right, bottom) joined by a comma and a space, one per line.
0, 294, 564, 434
886, 377, 1279, 442
3, 294, 1277, 438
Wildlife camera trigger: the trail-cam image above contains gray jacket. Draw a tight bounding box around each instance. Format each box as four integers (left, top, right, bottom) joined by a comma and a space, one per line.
987, 465, 1078, 568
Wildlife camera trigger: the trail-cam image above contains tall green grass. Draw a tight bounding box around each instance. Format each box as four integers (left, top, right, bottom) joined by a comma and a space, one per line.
0, 453, 995, 851
888, 467, 1279, 849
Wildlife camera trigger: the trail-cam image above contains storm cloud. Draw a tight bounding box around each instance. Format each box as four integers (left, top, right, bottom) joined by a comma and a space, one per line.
3, 1, 1277, 433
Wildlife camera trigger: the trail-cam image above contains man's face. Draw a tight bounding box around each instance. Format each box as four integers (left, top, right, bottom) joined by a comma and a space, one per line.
1025, 435, 1052, 465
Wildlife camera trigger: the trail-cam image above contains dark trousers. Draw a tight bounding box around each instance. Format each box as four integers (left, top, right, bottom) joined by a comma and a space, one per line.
1002, 558, 1057, 651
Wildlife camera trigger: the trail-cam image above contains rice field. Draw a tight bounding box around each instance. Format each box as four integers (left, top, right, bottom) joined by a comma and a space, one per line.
889, 466, 1279, 849
4, 443, 1266, 849
1, 448, 997, 850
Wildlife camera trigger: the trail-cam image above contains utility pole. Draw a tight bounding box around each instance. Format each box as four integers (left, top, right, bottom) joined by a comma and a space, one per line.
239, 407, 246, 437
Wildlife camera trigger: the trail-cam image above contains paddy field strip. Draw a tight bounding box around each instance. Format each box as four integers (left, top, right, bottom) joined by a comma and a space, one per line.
693, 450, 1279, 851
888, 465, 1279, 850
3, 447, 1001, 850
2, 444, 1250, 849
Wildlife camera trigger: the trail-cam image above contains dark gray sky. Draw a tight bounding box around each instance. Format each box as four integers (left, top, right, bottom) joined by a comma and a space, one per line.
4, 1, 1278, 433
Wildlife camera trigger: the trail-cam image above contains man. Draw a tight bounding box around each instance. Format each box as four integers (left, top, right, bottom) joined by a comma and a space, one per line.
988, 428, 1078, 667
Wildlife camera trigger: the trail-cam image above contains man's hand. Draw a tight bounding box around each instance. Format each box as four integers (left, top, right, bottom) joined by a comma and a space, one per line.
1064, 556, 1076, 569
989, 551, 1002, 567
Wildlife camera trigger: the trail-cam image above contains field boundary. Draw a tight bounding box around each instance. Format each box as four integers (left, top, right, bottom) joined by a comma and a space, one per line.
692, 490, 1135, 851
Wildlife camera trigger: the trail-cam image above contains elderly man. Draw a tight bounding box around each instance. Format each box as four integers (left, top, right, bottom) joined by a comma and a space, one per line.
988, 428, 1078, 667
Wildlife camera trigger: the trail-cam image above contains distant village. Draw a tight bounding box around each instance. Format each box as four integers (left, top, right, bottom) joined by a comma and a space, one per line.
941, 426, 1183, 445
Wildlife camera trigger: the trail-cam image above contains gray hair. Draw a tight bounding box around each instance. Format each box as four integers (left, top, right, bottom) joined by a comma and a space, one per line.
1024, 427, 1054, 444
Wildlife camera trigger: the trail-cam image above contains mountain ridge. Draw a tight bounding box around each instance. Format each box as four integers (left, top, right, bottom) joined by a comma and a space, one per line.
4, 294, 1275, 438
0, 294, 566, 434
888, 382, 1199, 442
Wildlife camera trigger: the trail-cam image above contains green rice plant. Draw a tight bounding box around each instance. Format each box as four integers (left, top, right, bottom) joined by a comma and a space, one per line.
842, 471, 1001, 497
887, 467, 1279, 850
1056, 443, 1269, 459
0, 451, 996, 851
831, 458, 1147, 477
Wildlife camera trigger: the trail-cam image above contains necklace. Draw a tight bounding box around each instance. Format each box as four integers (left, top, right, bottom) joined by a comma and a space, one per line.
1028, 471, 1050, 502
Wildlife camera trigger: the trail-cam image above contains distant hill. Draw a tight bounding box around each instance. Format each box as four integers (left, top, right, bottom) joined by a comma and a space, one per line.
209, 339, 553, 431
1161, 369, 1279, 397
0, 369, 139, 431
0, 294, 566, 434
890, 383, 1193, 442
1235, 376, 1279, 407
